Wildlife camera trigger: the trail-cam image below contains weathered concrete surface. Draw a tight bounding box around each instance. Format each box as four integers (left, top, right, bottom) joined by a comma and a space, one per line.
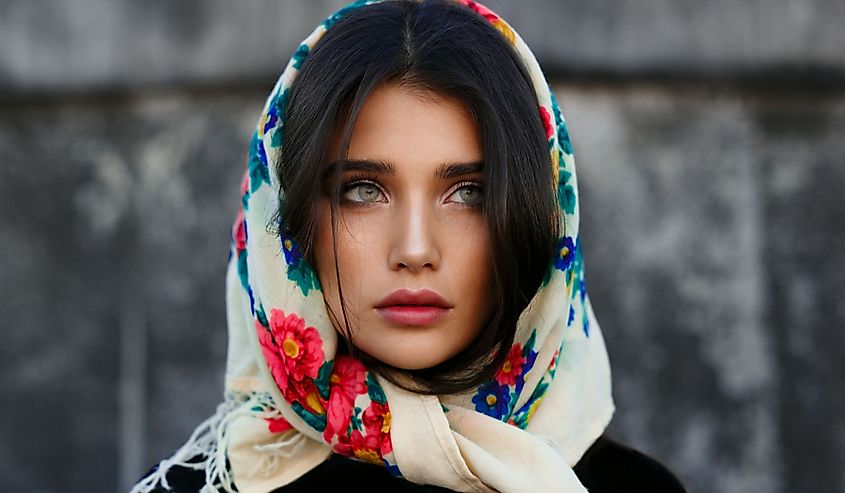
562, 84, 845, 493
1, 0, 844, 94
756, 98, 845, 491
0, 91, 262, 492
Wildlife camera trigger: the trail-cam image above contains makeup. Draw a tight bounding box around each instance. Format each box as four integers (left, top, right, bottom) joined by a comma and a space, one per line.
373, 288, 453, 326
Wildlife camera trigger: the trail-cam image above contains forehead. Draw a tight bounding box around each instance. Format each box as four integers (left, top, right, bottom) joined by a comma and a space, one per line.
338, 83, 482, 172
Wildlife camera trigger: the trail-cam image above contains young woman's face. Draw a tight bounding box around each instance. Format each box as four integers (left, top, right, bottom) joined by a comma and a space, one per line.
314, 83, 495, 370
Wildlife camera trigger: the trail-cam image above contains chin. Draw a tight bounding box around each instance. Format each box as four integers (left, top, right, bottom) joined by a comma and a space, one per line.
362, 342, 453, 371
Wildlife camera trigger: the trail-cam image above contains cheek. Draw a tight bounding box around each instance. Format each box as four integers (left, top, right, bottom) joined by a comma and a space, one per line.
447, 217, 496, 315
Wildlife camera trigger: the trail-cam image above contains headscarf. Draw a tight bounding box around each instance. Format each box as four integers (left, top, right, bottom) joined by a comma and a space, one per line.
132, 1, 613, 492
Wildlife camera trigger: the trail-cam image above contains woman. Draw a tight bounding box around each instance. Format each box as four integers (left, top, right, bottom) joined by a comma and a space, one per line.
133, 0, 686, 491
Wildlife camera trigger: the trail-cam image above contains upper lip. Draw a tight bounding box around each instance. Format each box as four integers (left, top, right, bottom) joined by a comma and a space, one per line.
374, 288, 453, 309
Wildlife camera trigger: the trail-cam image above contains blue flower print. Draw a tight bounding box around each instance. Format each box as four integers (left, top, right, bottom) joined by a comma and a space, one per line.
281, 233, 302, 266
248, 133, 271, 193
554, 236, 576, 271
262, 105, 279, 136
514, 330, 539, 394
281, 233, 320, 295
472, 381, 512, 420
269, 88, 289, 148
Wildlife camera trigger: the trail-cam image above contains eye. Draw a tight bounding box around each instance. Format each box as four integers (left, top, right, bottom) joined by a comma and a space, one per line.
342, 181, 386, 204
447, 182, 483, 206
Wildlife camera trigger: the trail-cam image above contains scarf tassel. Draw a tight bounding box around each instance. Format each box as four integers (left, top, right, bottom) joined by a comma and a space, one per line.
130, 391, 299, 493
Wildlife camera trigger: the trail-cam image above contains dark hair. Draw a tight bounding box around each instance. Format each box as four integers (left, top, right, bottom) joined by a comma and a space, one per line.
275, 0, 559, 394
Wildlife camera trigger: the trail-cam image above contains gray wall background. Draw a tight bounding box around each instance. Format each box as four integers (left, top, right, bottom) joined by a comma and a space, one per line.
1, 1, 843, 492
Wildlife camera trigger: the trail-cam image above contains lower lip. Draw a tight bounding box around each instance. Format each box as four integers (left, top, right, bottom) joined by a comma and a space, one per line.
374, 306, 451, 326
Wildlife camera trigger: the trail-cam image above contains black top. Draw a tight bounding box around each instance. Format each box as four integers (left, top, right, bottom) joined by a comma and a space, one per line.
140, 434, 686, 492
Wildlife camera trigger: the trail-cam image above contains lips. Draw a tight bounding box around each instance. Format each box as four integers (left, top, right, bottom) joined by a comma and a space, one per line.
374, 288, 453, 309
374, 288, 453, 326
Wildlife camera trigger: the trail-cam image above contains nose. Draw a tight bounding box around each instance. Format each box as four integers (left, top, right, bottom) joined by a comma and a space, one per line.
388, 200, 441, 273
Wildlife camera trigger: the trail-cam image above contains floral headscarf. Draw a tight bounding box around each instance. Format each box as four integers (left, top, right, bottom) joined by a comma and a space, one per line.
133, 1, 613, 492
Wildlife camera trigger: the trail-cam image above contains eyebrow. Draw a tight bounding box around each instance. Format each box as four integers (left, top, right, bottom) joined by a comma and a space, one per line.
322, 159, 483, 180
322, 159, 395, 180
436, 161, 484, 180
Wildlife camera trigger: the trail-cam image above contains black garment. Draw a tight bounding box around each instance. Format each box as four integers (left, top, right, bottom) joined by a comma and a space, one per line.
572, 436, 687, 493
141, 434, 686, 492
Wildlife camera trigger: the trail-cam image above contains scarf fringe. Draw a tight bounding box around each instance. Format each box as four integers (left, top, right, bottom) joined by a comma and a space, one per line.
130, 391, 292, 493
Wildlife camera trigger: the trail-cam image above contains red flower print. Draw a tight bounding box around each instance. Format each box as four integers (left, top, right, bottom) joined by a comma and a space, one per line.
257, 310, 325, 399
289, 378, 326, 416
334, 429, 383, 465
240, 169, 250, 196
548, 348, 561, 374
363, 401, 393, 455
257, 321, 290, 394
232, 210, 246, 252
265, 416, 293, 433
540, 106, 555, 140
457, 1, 514, 43
494, 343, 527, 387
459, 0, 500, 23
272, 309, 324, 380
323, 355, 367, 441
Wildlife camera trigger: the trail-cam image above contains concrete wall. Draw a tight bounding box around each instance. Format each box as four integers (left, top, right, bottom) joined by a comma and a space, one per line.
1, 1, 843, 492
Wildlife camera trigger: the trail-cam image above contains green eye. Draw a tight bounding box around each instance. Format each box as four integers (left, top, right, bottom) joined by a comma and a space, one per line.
343, 182, 385, 203
449, 183, 483, 205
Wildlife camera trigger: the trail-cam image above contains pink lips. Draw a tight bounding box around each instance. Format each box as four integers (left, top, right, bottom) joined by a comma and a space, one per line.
373, 288, 453, 326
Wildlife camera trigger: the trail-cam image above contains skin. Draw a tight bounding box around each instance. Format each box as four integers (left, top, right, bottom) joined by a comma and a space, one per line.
313, 82, 496, 370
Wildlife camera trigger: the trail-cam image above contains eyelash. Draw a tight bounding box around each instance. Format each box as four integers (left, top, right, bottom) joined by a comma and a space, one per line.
337, 174, 483, 207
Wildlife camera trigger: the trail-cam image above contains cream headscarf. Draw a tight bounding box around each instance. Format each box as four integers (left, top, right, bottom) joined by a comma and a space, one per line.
132, 1, 614, 492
